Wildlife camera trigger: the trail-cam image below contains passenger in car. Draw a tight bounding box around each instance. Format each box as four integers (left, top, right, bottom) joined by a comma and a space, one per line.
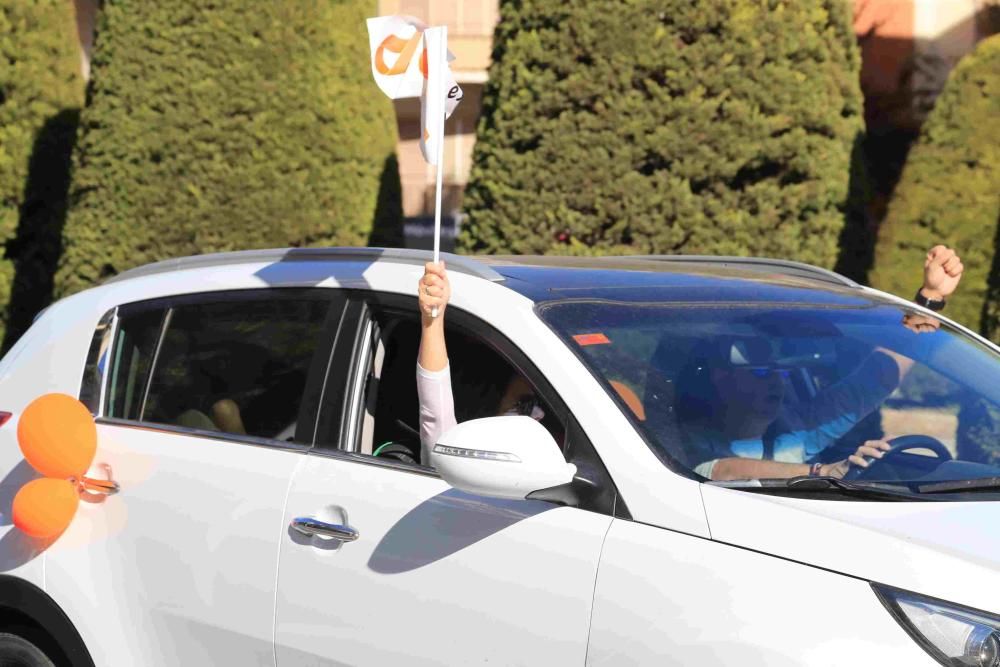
415, 261, 547, 466
676, 245, 965, 481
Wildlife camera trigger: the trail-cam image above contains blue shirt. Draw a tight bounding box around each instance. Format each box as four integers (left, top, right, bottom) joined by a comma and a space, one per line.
689, 352, 900, 478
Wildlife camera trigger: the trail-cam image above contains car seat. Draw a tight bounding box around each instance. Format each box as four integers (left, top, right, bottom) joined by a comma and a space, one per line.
369, 319, 423, 463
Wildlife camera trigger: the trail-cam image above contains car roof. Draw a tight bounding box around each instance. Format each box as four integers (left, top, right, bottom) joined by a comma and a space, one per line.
105, 247, 872, 307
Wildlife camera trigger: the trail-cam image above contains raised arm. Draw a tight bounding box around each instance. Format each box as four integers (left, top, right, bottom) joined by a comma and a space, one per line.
416, 262, 456, 464
887, 245, 965, 375
418, 261, 450, 372
919, 245, 963, 308
785, 244, 966, 457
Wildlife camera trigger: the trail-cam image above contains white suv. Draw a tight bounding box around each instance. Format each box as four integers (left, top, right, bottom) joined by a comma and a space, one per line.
0, 247, 998, 666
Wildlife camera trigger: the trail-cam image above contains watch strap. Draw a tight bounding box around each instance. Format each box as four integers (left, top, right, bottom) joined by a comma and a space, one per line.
914, 289, 946, 311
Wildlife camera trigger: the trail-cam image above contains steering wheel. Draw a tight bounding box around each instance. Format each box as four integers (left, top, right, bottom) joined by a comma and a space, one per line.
842, 434, 952, 481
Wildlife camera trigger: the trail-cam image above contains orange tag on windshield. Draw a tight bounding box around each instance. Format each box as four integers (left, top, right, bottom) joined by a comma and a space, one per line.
573, 333, 611, 346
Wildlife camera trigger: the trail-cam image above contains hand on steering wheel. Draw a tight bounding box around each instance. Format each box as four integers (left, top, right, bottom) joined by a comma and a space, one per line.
820, 440, 892, 479
841, 435, 953, 481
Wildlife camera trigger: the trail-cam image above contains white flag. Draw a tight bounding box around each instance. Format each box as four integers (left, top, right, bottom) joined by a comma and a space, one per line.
366, 15, 463, 165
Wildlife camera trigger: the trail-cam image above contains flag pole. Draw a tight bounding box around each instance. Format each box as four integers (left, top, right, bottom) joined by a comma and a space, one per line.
430, 26, 447, 318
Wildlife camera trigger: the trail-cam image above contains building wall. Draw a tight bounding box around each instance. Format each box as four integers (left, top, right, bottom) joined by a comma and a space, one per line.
854, 0, 998, 132
72, 0, 99, 80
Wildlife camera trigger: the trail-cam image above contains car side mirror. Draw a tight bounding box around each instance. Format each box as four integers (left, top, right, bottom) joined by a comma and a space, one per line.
430, 416, 577, 501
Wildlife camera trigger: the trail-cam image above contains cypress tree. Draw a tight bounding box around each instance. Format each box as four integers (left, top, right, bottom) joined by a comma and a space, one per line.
869, 35, 1000, 335
460, 0, 864, 265
56, 0, 401, 297
0, 0, 83, 348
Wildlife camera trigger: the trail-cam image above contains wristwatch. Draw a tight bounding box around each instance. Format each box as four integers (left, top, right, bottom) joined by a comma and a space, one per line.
914, 289, 946, 311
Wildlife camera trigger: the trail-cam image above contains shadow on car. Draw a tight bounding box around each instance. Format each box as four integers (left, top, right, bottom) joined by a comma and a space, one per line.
367, 488, 553, 575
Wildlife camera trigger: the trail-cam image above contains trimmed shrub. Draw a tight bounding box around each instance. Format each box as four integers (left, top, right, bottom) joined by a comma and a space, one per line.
56, 0, 401, 297
460, 0, 864, 265
0, 1, 83, 348
869, 35, 1000, 335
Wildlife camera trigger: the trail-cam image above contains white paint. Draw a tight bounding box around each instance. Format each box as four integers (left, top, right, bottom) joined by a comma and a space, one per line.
432, 415, 577, 499
44, 425, 298, 666
587, 519, 936, 666
274, 453, 611, 665
912, 0, 981, 119
701, 483, 1000, 616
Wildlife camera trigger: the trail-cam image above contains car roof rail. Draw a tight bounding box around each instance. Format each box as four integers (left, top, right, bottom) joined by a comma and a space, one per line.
104, 247, 506, 285
619, 255, 860, 288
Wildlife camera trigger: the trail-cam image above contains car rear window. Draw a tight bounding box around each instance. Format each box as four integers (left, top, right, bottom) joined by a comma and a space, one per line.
104, 291, 334, 444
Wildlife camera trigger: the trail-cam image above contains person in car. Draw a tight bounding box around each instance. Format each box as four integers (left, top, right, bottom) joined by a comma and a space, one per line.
675, 245, 964, 481
416, 261, 548, 466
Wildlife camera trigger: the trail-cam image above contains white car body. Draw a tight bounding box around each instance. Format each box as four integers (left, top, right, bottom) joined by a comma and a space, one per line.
0, 248, 995, 666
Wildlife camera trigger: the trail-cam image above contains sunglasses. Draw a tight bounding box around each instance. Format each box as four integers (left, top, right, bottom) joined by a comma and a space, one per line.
740, 366, 791, 379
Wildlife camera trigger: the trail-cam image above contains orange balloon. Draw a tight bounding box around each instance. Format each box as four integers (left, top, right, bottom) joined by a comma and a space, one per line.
17, 393, 97, 479
12, 478, 79, 539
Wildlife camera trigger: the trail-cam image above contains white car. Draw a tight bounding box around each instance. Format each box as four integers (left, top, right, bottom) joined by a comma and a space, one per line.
0, 247, 998, 667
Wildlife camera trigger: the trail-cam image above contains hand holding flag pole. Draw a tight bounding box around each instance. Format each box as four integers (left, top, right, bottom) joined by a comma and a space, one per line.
367, 15, 463, 317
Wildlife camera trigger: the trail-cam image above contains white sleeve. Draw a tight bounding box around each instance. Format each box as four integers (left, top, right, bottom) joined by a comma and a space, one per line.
693, 458, 719, 480
416, 361, 458, 466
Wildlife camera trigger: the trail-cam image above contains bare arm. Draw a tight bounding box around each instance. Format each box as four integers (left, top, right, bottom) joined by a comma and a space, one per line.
710, 441, 891, 481
211, 398, 246, 435
418, 261, 451, 372
881, 246, 965, 379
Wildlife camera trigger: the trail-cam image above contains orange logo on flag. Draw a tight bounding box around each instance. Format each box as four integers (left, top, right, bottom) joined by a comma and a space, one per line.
375, 33, 428, 78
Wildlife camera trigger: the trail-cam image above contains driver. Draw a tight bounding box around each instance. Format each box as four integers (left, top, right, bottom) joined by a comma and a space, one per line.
676, 336, 903, 479
676, 245, 964, 481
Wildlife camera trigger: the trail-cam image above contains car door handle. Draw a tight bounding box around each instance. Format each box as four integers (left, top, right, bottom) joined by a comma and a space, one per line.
290, 517, 359, 542
78, 476, 120, 495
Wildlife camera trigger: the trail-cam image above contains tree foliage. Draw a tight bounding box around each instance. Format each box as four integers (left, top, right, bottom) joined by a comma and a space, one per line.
0, 0, 83, 346
870, 35, 1000, 336
56, 0, 401, 297
460, 0, 864, 265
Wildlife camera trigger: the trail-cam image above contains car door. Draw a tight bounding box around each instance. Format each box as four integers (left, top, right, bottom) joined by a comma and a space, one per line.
274, 294, 620, 666
44, 289, 344, 666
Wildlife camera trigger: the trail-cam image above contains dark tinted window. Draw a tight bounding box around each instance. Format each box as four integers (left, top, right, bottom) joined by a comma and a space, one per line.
107, 292, 336, 444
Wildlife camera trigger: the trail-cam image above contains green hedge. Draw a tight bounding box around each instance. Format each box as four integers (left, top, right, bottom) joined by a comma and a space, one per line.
460, 0, 864, 264
56, 0, 401, 297
0, 1, 83, 347
870, 35, 1000, 335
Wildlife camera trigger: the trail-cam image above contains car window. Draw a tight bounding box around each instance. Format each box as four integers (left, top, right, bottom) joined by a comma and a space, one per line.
311, 293, 625, 517
106, 307, 164, 421
79, 308, 116, 414
104, 291, 337, 445
356, 314, 564, 466
539, 298, 1000, 491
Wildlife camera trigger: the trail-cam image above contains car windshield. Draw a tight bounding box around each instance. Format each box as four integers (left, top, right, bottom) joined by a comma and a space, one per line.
539, 294, 1000, 493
